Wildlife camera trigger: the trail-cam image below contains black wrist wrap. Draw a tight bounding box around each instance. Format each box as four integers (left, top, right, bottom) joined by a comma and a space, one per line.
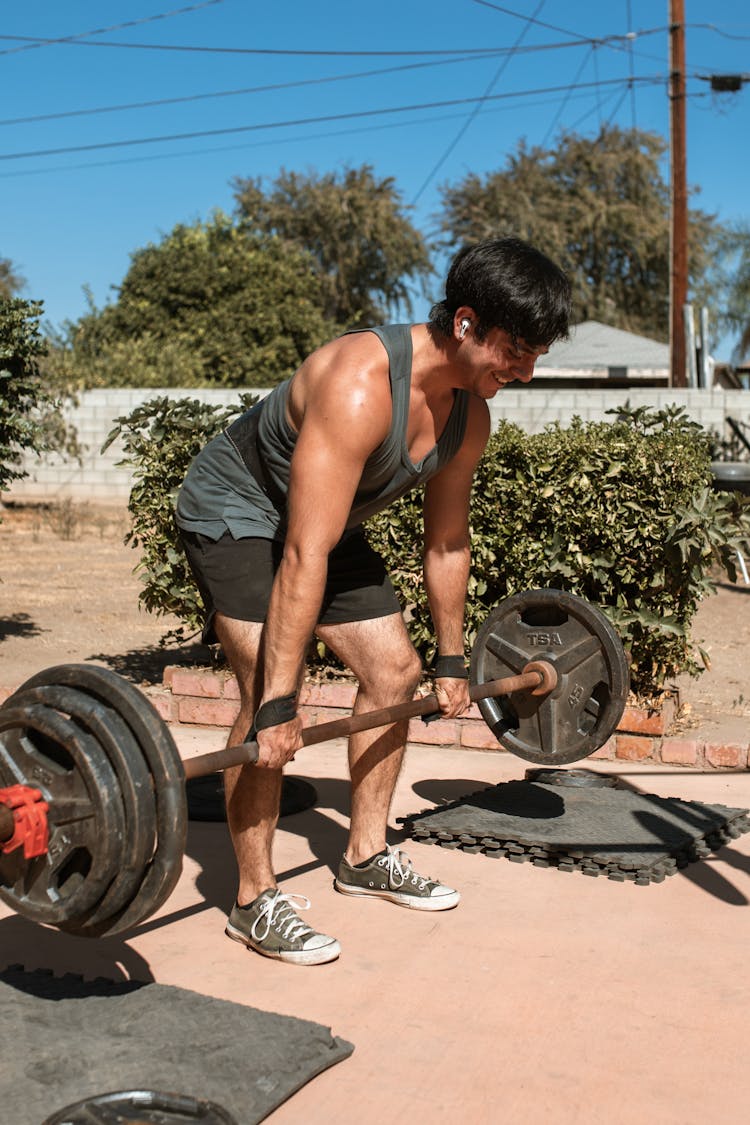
253, 693, 298, 732
433, 655, 468, 680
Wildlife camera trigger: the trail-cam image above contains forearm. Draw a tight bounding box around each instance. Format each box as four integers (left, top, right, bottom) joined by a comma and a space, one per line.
261, 549, 327, 700
423, 543, 471, 656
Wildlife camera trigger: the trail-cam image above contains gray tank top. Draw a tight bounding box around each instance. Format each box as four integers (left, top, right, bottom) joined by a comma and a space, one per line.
176, 324, 469, 540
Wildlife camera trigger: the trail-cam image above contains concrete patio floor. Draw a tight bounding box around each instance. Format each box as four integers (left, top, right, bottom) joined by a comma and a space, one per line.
3, 731, 750, 1124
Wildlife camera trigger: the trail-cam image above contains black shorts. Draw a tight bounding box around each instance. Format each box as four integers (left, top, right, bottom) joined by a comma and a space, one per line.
180, 528, 401, 645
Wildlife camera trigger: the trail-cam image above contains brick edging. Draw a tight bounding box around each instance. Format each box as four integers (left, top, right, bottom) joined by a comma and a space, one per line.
146, 666, 750, 770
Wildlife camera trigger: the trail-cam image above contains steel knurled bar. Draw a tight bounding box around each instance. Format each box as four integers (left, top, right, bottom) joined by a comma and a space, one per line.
181, 663, 552, 781
0, 664, 552, 842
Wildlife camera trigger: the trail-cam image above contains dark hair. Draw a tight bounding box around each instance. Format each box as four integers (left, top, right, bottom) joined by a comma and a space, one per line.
429, 237, 571, 347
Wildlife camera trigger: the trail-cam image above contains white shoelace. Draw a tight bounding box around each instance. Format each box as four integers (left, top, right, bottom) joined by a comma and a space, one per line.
376, 845, 430, 891
251, 891, 313, 944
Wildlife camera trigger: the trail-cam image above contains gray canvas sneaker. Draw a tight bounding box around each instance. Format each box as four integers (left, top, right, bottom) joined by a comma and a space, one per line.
334, 845, 460, 911
225, 890, 341, 965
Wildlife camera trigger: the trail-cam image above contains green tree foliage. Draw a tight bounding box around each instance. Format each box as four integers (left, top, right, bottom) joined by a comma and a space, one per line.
0, 257, 25, 300
64, 214, 338, 389
0, 298, 75, 501
438, 126, 721, 342
232, 164, 432, 327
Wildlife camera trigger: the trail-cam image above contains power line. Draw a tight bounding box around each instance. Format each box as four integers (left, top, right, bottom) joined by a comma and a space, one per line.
0, 43, 618, 129
0, 86, 630, 180
0, 30, 658, 58
626, 0, 638, 128
471, 0, 637, 49
0, 54, 530, 127
686, 23, 750, 41
0, 76, 662, 162
412, 0, 548, 204
0, 1, 225, 57
541, 44, 594, 147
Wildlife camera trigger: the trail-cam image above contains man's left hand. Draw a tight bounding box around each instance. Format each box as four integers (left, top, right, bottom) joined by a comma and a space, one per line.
434, 676, 471, 718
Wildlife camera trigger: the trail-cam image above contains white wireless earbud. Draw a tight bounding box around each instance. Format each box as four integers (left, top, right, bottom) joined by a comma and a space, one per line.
459, 318, 471, 339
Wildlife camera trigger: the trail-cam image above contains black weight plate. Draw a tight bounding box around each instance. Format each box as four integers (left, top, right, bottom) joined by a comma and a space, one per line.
470, 589, 629, 765
43, 1088, 238, 1125
0, 698, 126, 927
6, 684, 158, 934
525, 767, 619, 788
14, 665, 187, 937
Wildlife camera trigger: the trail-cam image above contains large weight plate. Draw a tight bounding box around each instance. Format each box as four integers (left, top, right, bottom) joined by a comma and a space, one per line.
470, 589, 629, 765
5, 683, 158, 934
0, 698, 126, 926
14, 665, 187, 937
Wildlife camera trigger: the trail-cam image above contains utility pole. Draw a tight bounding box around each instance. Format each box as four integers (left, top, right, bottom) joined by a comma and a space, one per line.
669, 0, 688, 387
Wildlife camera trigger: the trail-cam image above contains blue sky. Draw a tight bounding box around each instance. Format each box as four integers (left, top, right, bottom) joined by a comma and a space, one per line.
2, 1, 749, 359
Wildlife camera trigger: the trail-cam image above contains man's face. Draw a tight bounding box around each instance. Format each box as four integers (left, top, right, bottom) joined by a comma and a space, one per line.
466, 326, 549, 398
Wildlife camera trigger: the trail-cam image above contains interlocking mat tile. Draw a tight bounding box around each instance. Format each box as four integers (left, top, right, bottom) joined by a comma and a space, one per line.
400, 777, 750, 883
0, 966, 353, 1124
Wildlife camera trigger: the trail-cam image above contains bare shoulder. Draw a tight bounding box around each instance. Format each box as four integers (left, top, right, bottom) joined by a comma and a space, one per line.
287, 331, 392, 437
462, 394, 492, 454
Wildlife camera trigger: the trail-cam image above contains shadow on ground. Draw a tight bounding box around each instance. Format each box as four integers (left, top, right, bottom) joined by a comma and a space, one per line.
0, 614, 44, 642
86, 642, 210, 685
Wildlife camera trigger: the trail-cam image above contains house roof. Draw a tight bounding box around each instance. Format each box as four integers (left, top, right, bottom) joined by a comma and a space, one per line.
536, 320, 669, 371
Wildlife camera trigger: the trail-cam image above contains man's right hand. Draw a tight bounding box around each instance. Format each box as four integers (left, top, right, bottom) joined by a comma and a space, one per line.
255, 717, 304, 770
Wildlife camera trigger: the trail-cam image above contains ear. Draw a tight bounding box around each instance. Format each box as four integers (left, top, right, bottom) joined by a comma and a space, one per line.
453, 306, 475, 341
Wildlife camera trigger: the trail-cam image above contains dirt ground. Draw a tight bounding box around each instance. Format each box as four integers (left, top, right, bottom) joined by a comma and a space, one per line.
0, 500, 206, 693
1, 498, 749, 739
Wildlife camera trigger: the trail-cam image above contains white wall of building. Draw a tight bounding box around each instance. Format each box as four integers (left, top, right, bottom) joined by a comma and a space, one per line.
4, 386, 748, 503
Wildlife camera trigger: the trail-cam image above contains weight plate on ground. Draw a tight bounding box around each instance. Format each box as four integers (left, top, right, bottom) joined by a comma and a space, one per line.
525, 767, 619, 788
43, 1088, 238, 1125
14, 665, 187, 937
0, 698, 126, 926
6, 683, 158, 934
470, 589, 629, 765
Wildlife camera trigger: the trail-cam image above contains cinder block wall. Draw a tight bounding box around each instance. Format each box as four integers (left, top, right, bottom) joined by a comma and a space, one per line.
5, 386, 749, 503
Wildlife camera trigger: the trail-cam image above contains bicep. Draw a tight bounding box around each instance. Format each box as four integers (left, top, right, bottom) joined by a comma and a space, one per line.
284, 385, 386, 555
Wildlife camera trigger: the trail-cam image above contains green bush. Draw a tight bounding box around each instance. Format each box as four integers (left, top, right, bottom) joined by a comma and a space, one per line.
103, 393, 258, 641
112, 397, 750, 697
366, 404, 750, 696
0, 298, 81, 511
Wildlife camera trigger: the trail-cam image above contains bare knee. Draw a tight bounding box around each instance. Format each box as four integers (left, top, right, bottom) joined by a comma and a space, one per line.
357, 643, 422, 703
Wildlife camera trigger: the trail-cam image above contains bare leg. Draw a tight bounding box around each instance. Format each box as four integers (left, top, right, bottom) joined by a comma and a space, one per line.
316, 613, 422, 865
214, 613, 281, 906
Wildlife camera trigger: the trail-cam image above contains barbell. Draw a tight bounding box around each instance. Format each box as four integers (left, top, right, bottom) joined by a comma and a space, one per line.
0, 589, 628, 938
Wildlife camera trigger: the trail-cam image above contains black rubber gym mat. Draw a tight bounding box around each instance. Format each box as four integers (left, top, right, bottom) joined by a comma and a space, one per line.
0, 966, 353, 1124
400, 778, 750, 883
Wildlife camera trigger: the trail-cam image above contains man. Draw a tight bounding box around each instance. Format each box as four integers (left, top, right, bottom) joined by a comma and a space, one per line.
176, 237, 571, 965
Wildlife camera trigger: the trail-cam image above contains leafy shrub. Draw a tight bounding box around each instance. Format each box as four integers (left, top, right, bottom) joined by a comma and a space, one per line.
103, 393, 257, 640
113, 396, 750, 697
366, 404, 750, 696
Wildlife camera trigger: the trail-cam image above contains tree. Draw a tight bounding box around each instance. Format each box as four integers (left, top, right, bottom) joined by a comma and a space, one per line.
0, 299, 56, 497
232, 165, 432, 327
63, 213, 339, 389
437, 126, 722, 342
0, 257, 25, 300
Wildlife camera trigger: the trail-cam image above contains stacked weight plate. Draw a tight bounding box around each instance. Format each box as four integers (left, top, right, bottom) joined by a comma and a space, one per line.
0, 665, 187, 937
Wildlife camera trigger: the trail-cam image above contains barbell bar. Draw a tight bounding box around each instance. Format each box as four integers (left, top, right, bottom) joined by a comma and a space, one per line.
0, 661, 554, 848
0, 589, 629, 937
182, 660, 556, 779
